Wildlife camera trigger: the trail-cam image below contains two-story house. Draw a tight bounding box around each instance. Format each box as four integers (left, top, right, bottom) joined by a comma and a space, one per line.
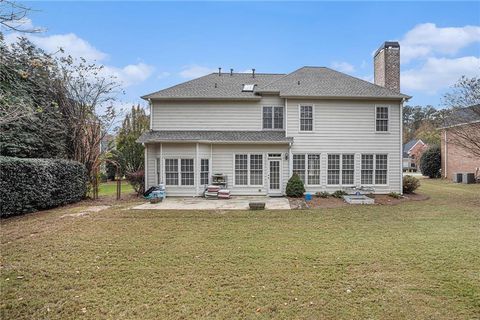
138, 41, 410, 196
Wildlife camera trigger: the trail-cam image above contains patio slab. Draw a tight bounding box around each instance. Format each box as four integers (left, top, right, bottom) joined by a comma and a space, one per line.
132, 196, 291, 210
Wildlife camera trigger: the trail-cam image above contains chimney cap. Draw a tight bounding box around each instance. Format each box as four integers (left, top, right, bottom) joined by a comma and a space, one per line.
374, 41, 400, 58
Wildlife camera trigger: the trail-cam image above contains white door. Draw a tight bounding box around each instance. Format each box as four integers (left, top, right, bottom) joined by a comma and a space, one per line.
268, 159, 282, 195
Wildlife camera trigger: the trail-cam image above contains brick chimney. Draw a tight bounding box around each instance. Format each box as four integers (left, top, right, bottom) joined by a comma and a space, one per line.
374, 41, 400, 93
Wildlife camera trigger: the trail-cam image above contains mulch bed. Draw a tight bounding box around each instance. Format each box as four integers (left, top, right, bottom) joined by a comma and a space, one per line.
289, 193, 429, 209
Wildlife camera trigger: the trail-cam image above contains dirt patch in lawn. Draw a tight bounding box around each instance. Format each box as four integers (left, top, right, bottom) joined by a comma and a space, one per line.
289, 193, 429, 209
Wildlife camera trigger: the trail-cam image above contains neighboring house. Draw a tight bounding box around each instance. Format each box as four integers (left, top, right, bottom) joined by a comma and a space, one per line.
402, 139, 428, 172
138, 41, 410, 196
439, 105, 480, 180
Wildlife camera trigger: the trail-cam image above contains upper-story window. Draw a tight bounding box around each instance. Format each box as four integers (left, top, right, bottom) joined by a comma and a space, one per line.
300, 105, 313, 131
263, 106, 284, 129
375, 106, 389, 132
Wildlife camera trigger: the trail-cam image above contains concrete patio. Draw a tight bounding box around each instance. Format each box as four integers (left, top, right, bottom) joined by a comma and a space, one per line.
132, 196, 291, 210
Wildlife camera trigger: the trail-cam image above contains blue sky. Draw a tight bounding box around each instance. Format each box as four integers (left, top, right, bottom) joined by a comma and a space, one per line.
7, 1, 480, 109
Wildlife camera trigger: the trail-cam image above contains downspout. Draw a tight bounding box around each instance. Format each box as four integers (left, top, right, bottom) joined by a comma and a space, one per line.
195, 143, 199, 196
400, 98, 404, 194
444, 130, 448, 178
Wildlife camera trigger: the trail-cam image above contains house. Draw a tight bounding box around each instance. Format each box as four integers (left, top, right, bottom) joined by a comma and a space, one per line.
439, 105, 480, 180
138, 41, 410, 196
402, 139, 428, 172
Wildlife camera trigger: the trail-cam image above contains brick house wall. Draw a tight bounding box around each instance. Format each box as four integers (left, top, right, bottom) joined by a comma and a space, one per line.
441, 128, 480, 180
409, 141, 428, 169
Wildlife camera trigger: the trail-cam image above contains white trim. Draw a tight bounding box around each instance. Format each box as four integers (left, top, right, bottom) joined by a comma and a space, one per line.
298, 104, 315, 133
292, 153, 322, 187
195, 143, 199, 195
374, 105, 390, 133
360, 153, 389, 186
233, 153, 265, 187
149, 99, 153, 130
400, 100, 404, 194
261, 105, 285, 130
144, 147, 148, 188
285, 98, 288, 137
407, 139, 426, 154
326, 153, 355, 187
267, 158, 283, 194
163, 157, 196, 187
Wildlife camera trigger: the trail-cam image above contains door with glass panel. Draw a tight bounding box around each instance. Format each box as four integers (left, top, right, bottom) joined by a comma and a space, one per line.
268, 159, 282, 194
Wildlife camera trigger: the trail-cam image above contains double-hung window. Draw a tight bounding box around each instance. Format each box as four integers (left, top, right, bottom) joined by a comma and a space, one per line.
263, 106, 284, 129
200, 159, 209, 185
299, 105, 313, 131
165, 158, 195, 186
375, 106, 389, 132
328, 154, 355, 185
292, 154, 306, 182
361, 154, 388, 185
307, 154, 321, 185
165, 159, 179, 186
235, 154, 263, 185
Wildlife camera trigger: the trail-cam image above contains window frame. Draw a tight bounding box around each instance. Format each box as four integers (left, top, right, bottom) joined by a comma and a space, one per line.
200, 158, 209, 186
292, 153, 321, 186
298, 105, 314, 132
233, 153, 264, 187
375, 105, 390, 133
361, 154, 388, 186
326, 154, 356, 186
262, 106, 284, 130
164, 157, 196, 187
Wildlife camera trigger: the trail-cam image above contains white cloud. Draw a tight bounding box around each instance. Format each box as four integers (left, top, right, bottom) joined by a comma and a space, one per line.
179, 65, 216, 78
401, 23, 480, 63
402, 56, 480, 94
103, 63, 155, 87
331, 61, 355, 73
5, 28, 154, 87
157, 71, 171, 79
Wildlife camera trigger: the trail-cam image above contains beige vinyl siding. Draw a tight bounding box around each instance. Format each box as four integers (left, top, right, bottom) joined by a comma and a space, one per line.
145, 144, 158, 188
287, 99, 402, 194
151, 96, 284, 131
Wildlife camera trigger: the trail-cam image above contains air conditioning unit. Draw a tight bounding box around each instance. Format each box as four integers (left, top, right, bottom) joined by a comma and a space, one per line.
462, 173, 475, 184
453, 173, 463, 183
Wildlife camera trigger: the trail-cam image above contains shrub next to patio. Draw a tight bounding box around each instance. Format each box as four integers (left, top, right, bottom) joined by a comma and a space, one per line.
0, 157, 87, 217
286, 173, 305, 197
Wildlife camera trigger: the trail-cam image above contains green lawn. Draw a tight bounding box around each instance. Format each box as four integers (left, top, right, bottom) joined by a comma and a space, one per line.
1, 180, 479, 319
98, 180, 134, 196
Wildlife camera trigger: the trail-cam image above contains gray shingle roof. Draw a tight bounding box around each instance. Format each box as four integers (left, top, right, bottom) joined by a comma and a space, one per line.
137, 130, 292, 144
142, 67, 409, 100
142, 73, 285, 100
258, 67, 410, 99
403, 139, 420, 158
440, 104, 480, 128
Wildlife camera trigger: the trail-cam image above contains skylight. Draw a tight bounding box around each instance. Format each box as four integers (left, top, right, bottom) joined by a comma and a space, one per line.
242, 84, 256, 92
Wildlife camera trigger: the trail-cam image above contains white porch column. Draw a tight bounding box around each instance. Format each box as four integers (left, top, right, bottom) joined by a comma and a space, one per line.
195, 143, 199, 195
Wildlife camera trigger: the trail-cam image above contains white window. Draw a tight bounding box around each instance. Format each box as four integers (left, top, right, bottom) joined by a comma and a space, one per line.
263, 106, 284, 129
307, 154, 321, 185
293, 154, 306, 182
235, 154, 263, 186
327, 154, 340, 185
165, 159, 179, 186
375, 106, 389, 132
342, 154, 355, 185
300, 105, 313, 131
250, 154, 263, 185
200, 159, 209, 185
242, 84, 255, 92
361, 154, 388, 185
235, 154, 248, 185
328, 154, 355, 185
165, 158, 195, 186
375, 154, 388, 184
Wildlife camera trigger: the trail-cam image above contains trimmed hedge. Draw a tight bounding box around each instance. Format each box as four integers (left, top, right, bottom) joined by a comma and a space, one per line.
420, 145, 441, 178
0, 157, 87, 217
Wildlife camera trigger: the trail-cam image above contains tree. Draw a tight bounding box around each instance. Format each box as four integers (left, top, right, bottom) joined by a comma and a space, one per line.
420, 145, 441, 178
441, 76, 480, 158
0, 0, 42, 33
116, 105, 149, 194
286, 173, 305, 197
0, 37, 68, 158
403, 105, 441, 144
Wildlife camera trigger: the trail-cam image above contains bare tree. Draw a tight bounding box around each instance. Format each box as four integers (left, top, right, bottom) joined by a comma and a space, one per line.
56, 56, 123, 198
442, 76, 480, 158
0, 0, 42, 33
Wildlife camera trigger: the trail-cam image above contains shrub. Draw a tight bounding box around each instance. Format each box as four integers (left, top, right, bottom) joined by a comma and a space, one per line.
286, 173, 305, 197
332, 190, 348, 199
126, 170, 145, 195
388, 192, 402, 199
420, 145, 441, 178
316, 191, 330, 198
0, 157, 87, 217
403, 175, 420, 194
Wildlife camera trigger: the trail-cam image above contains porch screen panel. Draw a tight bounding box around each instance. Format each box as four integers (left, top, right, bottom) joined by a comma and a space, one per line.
293, 154, 306, 182
235, 154, 248, 185
165, 159, 179, 185
250, 154, 263, 185
181, 159, 194, 186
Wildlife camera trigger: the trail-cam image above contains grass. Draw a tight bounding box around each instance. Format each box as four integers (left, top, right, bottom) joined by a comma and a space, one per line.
1, 179, 479, 319
98, 180, 134, 196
